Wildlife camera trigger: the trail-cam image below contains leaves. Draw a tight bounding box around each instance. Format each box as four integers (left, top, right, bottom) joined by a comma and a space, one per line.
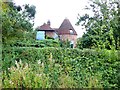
2, 1, 35, 47
77, 0, 120, 50
2, 47, 120, 88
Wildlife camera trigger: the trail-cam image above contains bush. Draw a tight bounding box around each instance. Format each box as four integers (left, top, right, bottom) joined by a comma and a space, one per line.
13, 39, 60, 48
2, 47, 120, 88
3, 60, 50, 88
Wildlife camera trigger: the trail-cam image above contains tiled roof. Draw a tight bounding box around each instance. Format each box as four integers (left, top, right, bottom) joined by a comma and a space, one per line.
37, 23, 54, 31
57, 18, 77, 35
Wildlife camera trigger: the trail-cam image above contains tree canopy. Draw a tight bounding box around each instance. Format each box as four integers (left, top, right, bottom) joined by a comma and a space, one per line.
2, 1, 36, 46
77, 0, 120, 50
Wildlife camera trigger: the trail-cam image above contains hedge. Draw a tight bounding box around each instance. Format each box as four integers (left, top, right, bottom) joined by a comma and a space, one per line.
2, 47, 120, 88
5, 39, 60, 48
2, 47, 120, 69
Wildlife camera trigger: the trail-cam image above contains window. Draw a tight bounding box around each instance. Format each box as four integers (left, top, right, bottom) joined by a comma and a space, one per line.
53, 32, 58, 39
69, 29, 73, 34
36, 31, 45, 40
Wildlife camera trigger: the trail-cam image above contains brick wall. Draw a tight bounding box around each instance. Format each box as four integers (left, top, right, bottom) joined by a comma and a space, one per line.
59, 34, 77, 47
46, 31, 55, 38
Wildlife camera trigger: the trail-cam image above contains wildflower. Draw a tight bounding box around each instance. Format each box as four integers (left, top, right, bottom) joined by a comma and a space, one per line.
37, 60, 41, 64
9, 80, 14, 84
41, 63, 44, 67
36, 74, 42, 77
15, 60, 19, 69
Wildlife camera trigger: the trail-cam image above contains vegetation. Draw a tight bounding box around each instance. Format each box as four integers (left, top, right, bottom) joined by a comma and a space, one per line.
76, 0, 120, 50
2, 1, 36, 47
1, 0, 120, 89
5, 38, 60, 48
2, 47, 120, 88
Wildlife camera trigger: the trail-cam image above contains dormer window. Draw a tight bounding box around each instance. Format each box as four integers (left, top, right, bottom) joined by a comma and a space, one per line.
69, 29, 74, 34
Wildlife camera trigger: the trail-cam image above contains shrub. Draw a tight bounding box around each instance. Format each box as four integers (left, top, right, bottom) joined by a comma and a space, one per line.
2, 47, 120, 88
14, 39, 60, 48
3, 60, 50, 88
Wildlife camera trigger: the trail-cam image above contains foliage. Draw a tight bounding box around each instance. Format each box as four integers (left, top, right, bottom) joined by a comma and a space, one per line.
2, 47, 120, 88
2, 0, 120, 88
76, 37, 84, 49
35, 39, 60, 48
10, 39, 60, 48
3, 60, 50, 88
24, 4, 36, 19
77, 0, 120, 50
2, 1, 36, 47
46, 36, 54, 40
60, 40, 71, 48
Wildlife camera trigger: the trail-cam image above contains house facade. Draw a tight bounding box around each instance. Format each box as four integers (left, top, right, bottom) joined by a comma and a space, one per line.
57, 18, 77, 47
36, 18, 77, 47
36, 21, 57, 40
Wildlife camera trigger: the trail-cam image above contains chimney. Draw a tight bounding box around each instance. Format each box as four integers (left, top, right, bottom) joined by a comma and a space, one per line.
47, 20, 51, 26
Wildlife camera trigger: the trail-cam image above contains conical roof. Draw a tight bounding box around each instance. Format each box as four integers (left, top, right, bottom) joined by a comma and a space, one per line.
57, 18, 77, 35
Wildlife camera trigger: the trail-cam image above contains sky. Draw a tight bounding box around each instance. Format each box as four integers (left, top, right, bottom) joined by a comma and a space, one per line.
13, 0, 91, 37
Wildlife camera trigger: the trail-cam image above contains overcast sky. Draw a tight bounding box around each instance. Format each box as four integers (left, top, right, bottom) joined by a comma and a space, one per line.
13, 0, 90, 37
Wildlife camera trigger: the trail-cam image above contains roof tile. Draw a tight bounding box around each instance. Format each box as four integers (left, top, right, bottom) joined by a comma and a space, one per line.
57, 18, 77, 35
37, 23, 54, 31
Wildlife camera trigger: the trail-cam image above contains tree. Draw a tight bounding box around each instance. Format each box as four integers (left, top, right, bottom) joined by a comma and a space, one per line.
77, 0, 120, 49
2, 1, 36, 46
24, 4, 36, 19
